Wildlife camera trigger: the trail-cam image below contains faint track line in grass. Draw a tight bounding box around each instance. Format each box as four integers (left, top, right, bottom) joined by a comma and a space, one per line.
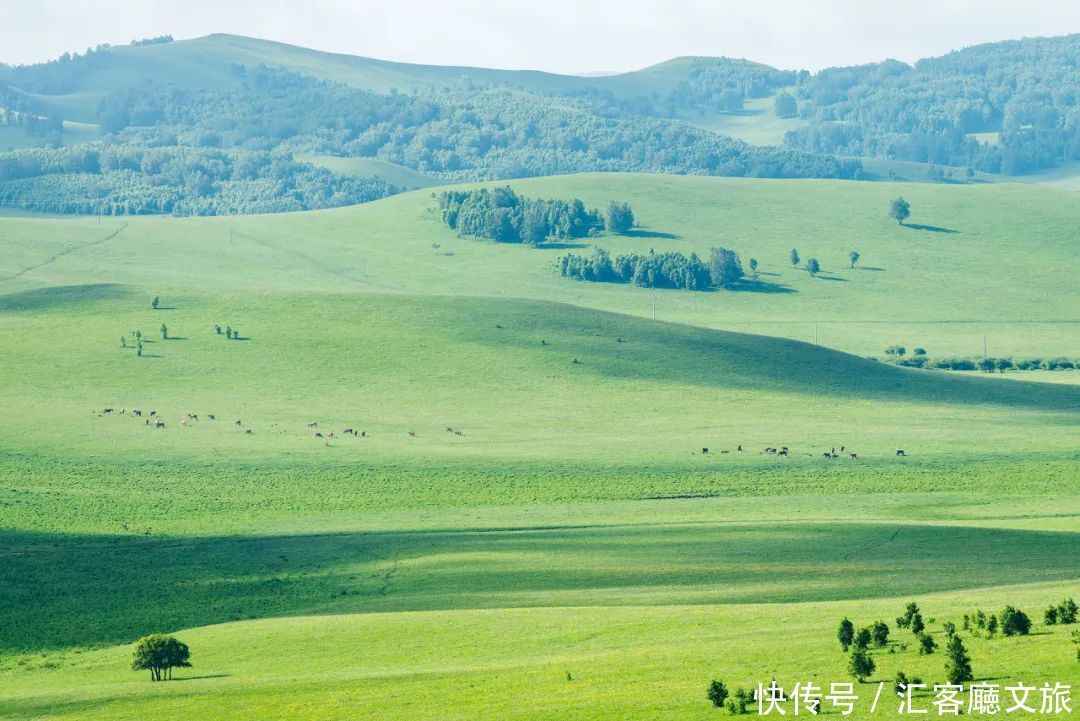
0, 223, 127, 283
232, 228, 404, 292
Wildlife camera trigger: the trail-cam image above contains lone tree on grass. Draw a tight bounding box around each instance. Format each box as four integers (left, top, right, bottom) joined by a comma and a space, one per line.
136, 341, 143, 357
890, 197, 911, 225
872, 621, 890, 648
151, 296, 160, 310
132, 633, 190, 681
225, 325, 232, 339
708, 247, 744, 288
1059, 598, 1078, 624
854, 627, 872, 650
604, 201, 634, 234
849, 251, 860, 268
897, 602, 920, 630
748, 258, 758, 278
215, 324, 222, 335
707, 679, 730, 708
944, 635, 973, 685
838, 618, 855, 651
790, 248, 800, 267
160, 323, 168, 340
999, 606, 1032, 637
848, 647, 875, 682
806, 258, 821, 277
986, 615, 998, 638
120, 336, 127, 348
917, 632, 937, 655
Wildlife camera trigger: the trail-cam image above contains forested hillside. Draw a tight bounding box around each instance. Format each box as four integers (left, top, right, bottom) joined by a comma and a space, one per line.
783, 35, 1080, 174
3, 32, 1080, 214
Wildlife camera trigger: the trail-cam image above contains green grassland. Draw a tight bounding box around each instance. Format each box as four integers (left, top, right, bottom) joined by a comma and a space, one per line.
295, 154, 442, 189
0, 174, 1077, 719
2, 174, 1077, 358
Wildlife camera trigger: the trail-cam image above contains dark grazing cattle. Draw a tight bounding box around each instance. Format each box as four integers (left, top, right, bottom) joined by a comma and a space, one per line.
314, 432, 323, 438
245, 429, 253, 435
702, 448, 709, 454
896, 449, 906, 456
850, 453, 858, 459
155, 420, 165, 428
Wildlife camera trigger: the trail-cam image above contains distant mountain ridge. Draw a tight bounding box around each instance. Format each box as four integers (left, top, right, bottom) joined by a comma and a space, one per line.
2, 32, 1080, 215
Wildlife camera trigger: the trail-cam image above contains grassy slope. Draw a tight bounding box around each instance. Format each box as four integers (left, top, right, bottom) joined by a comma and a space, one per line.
4, 583, 1079, 721
2, 174, 1077, 357
0, 174, 1077, 719
295, 154, 442, 189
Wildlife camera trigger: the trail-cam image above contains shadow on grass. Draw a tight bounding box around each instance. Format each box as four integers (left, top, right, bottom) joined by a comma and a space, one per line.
539, 242, 587, 250
164, 336, 188, 341
0, 284, 130, 313
4, 523, 1080, 654
730, 279, 797, 294
905, 223, 960, 234
815, 275, 849, 282
860, 266, 886, 271
623, 229, 680, 240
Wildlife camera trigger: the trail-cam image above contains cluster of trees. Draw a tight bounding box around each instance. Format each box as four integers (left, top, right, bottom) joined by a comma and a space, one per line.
841, 602, 975, 686
131, 633, 190, 681
963, 606, 1033, 638
436, 187, 611, 244
781, 35, 1080, 175
881, 346, 1079, 372
0, 144, 395, 215
558, 247, 744, 291
1044, 598, 1078, 626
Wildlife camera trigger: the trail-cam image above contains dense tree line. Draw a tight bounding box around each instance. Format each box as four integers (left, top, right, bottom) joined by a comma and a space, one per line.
558, 246, 744, 290
436, 187, 605, 244
0, 143, 395, 215
0, 60, 860, 215
783, 35, 1080, 174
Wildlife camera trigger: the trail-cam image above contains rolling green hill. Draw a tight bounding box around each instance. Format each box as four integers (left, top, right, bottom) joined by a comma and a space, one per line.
2, 173, 1077, 357
0, 172, 1077, 720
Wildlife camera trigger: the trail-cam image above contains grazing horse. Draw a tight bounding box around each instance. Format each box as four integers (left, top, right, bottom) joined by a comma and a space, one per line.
133, 410, 142, 417
188, 413, 198, 421
103, 408, 113, 414
454, 430, 463, 436
235, 420, 242, 426
737, 445, 743, 451
314, 432, 323, 438
896, 449, 906, 456
702, 448, 709, 454
849, 453, 858, 459
155, 420, 165, 428
360, 431, 366, 437
180, 419, 188, 427
208, 414, 215, 420
307, 422, 318, 428
778, 449, 788, 457
823, 452, 833, 459
408, 431, 417, 437
245, 429, 253, 435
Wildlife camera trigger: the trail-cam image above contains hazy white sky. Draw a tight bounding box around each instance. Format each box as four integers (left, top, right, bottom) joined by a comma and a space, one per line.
2, 0, 1080, 73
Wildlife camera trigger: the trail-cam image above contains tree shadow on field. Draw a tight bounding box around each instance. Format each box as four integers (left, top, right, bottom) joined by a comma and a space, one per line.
539, 242, 587, 250
0, 283, 130, 313
4, 523, 1080, 655
730, 279, 797, 294
815, 275, 848, 282
905, 223, 960, 234
860, 266, 886, 271
623, 229, 680, 240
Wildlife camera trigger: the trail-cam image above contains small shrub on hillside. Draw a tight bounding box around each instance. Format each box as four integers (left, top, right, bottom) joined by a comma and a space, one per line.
999, 606, 1032, 636
848, 647, 875, 682
917, 633, 937, 655
838, 618, 855, 651
707, 679, 730, 708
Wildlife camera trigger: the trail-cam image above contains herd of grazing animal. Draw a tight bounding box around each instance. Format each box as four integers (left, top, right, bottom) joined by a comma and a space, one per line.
98, 407, 907, 458
699, 443, 906, 460
94, 408, 454, 445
